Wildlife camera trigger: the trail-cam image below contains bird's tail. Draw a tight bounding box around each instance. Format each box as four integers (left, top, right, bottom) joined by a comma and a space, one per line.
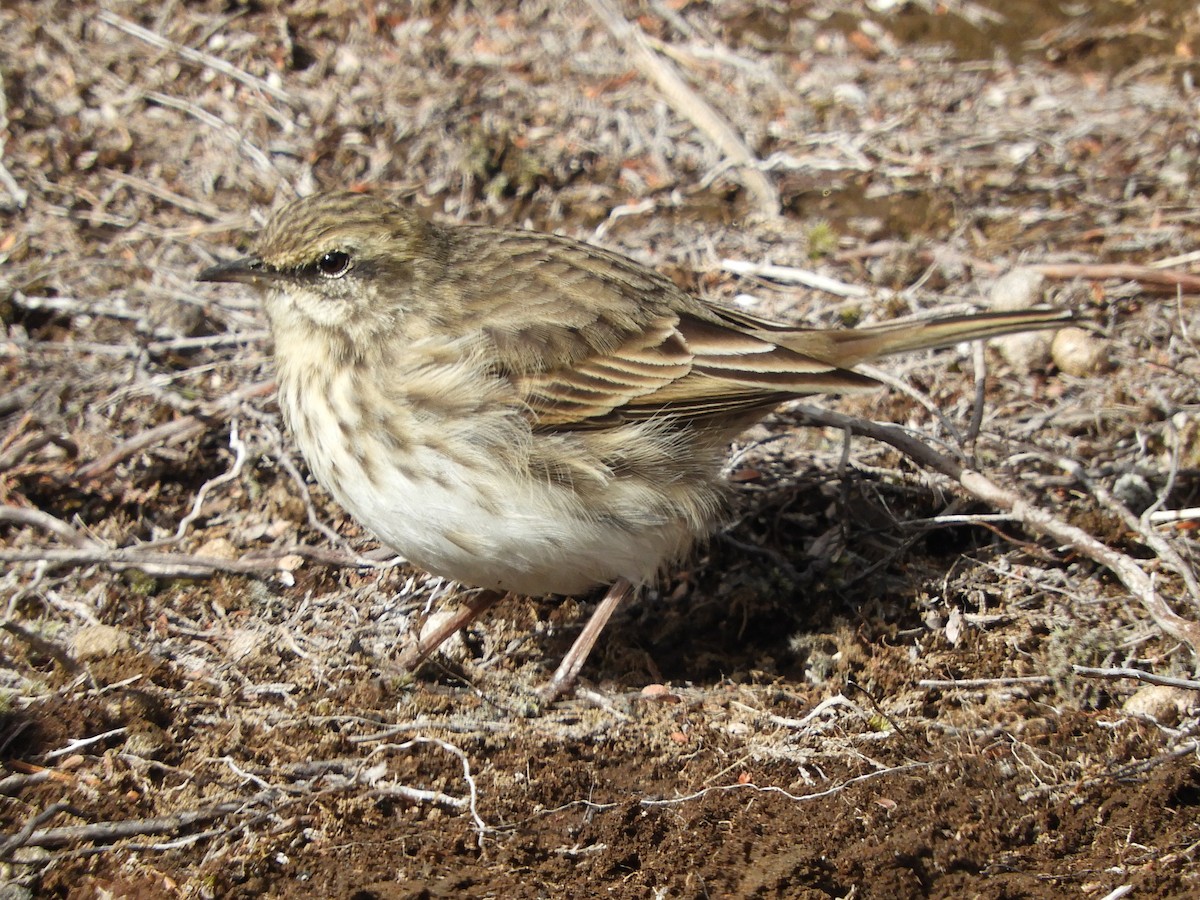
773, 308, 1073, 367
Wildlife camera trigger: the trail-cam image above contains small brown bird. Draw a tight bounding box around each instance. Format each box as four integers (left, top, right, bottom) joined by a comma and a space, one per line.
199, 192, 1068, 697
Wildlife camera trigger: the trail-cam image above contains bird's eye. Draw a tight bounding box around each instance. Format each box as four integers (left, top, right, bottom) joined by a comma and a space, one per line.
315, 250, 352, 278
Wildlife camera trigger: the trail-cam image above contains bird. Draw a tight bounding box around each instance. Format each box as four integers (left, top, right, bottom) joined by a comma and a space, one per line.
198, 191, 1070, 699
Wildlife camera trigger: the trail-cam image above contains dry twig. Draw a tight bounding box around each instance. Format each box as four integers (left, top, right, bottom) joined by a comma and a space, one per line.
73, 380, 273, 482
0, 546, 285, 578
0, 798, 261, 857
583, 0, 780, 219
1072, 666, 1200, 691
96, 10, 297, 108
789, 404, 1200, 654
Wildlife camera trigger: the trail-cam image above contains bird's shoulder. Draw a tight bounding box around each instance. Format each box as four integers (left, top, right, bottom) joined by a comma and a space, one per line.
431, 224, 707, 373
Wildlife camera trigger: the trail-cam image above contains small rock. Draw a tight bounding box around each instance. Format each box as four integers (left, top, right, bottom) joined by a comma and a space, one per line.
197, 537, 238, 560
944, 607, 965, 646
994, 330, 1051, 373
277, 554, 304, 572
72, 624, 131, 661
334, 47, 362, 77
988, 269, 1053, 372
1112, 472, 1156, 513
1051, 327, 1107, 376
639, 683, 680, 703
226, 628, 267, 662
990, 267, 1045, 310
833, 83, 867, 107
124, 725, 171, 759
1122, 684, 1194, 725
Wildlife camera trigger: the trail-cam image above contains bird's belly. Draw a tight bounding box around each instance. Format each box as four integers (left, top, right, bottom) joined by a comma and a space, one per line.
303, 433, 692, 597
277, 356, 714, 597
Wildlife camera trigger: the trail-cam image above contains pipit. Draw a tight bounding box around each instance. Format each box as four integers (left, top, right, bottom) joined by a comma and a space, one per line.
199, 192, 1069, 699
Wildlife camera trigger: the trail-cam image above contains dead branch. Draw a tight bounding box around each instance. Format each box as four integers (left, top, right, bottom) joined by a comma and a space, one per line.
358, 736, 489, 843
720, 257, 880, 298
0, 433, 79, 471
0, 546, 283, 578
0, 505, 95, 548
0, 800, 254, 855
638, 763, 928, 807
0, 620, 83, 673
1056, 457, 1200, 607
1072, 666, 1200, 691
833, 245, 1200, 294
583, 0, 780, 219
1031, 262, 1200, 292
788, 403, 1200, 654
918, 676, 1056, 689
73, 380, 273, 482
170, 420, 247, 543
96, 10, 297, 109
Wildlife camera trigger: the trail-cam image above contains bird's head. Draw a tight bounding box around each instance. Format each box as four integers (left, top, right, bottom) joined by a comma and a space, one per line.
198, 192, 436, 343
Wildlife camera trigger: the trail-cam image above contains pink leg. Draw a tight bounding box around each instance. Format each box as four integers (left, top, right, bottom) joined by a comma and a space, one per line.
396, 590, 504, 670
540, 578, 634, 702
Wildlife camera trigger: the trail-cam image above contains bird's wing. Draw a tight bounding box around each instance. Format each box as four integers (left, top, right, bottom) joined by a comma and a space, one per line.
512, 310, 879, 429
452, 229, 877, 430
449, 230, 1071, 431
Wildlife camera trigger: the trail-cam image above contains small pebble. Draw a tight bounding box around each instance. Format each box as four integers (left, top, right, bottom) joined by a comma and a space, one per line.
226, 627, 267, 662
1051, 327, 1107, 376
1122, 684, 1194, 725
1112, 472, 1155, 513
989, 268, 1052, 372
989, 267, 1044, 310
197, 537, 238, 560
72, 624, 131, 661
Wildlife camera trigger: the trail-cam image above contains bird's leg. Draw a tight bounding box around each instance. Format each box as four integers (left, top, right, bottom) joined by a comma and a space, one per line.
540, 577, 635, 703
396, 589, 504, 670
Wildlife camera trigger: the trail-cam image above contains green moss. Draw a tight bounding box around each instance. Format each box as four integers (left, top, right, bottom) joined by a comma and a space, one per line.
806, 219, 838, 260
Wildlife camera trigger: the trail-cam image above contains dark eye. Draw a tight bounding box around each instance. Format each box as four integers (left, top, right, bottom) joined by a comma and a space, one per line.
316, 250, 352, 278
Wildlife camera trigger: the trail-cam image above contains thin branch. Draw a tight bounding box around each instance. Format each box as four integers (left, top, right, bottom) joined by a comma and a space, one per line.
918, 676, 1055, 689
639, 763, 928, 807
74, 380, 273, 482
0, 546, 284, 578
788, 403, 1200, 653
1030, 262, 1200, 292
1072, 666, 1200, 691
170, 420, 247, 542
1149, 508, 1200, 525
0, 800, 253, 855
583, 0, 779, 219
103, 170, 225, 220
45, 728, 129, 759
1056, 458, 1200, 606
720, 258, 879, 298
0, 620, 83, 673
96, 10, 297, 107
144, 91, 278, 178
0, 506, 96, 549
359, 737, 489, 844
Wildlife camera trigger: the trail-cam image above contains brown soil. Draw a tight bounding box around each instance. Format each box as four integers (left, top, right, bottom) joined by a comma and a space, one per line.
3, 1, 1200, 897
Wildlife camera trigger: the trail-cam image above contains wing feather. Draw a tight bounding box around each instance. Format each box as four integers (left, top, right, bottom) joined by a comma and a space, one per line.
444, 226, 1063, 434
513, 309, 878, 430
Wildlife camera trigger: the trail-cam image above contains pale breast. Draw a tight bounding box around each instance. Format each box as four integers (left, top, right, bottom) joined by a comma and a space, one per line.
272, 338, 714, 596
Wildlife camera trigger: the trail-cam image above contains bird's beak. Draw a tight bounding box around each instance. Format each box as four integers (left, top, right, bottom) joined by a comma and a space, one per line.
197, 255, 278, 285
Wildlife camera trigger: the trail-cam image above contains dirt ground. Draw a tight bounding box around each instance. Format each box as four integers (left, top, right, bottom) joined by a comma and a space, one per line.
3, 1, 1200, 897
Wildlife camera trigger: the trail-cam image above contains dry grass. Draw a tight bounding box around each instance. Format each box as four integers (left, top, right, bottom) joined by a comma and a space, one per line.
3, 1, 1200, 897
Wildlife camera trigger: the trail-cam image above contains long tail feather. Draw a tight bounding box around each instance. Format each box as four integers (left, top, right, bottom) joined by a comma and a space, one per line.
774, 308, 1073, 367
